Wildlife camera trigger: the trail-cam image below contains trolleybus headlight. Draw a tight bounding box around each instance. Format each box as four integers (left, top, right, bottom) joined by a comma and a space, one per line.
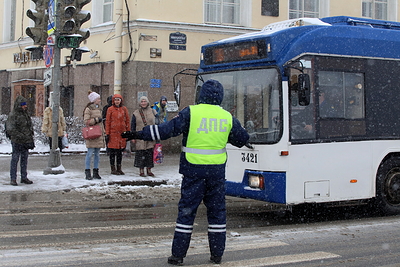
248, 174, 265, 189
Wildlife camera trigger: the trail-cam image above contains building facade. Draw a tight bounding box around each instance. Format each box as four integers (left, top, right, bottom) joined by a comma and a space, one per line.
0, 0, 398, 118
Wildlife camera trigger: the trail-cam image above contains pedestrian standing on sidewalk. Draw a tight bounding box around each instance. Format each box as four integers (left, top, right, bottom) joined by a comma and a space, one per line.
153, 95, 168, 123
41, 93, 67, 152
83, 91, 105, 180
130, 96, 158, 177
6, 95, 35, 186
102, 95, 113, 155
105, 94, 130, 175
122, 80, 250, 265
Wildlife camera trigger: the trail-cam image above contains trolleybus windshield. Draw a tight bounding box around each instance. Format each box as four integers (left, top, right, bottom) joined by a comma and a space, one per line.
196, 68, 281, 144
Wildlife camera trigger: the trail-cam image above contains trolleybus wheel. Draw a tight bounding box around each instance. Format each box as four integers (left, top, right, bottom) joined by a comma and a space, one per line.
375, 157, 400, 215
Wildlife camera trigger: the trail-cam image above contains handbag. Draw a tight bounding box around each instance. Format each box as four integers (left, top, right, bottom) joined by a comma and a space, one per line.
82, 124, 102, 140
153, 143, 164, 164
62, 133, 69, 148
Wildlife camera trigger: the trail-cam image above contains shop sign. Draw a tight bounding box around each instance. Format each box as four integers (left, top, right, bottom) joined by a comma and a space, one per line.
13, 52, 30, 63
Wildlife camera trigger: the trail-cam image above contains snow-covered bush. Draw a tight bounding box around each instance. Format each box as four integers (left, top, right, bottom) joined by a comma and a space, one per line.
65, 116, 85, 144
0, 115, 85, 145
32, 117, 48, 145
0, 114, 7, 144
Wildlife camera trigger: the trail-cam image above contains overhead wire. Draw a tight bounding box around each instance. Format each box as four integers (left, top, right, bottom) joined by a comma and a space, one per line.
123, 0, 134, 63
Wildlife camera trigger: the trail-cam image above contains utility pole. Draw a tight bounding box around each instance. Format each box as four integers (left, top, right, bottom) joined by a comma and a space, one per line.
26, 0, 62, 174
44, 1, 64, 175
114, 0, 123, 94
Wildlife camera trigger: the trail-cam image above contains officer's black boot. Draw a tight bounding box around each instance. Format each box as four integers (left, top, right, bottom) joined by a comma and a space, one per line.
167, 255, 183, 265
210, 256, 222, 264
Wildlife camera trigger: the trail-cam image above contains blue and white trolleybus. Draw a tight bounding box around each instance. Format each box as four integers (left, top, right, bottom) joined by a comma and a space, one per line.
177, 16, 400, 214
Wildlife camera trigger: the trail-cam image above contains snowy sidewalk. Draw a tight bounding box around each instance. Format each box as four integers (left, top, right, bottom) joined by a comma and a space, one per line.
0, 142, 93, 155
0, 143, 182, 193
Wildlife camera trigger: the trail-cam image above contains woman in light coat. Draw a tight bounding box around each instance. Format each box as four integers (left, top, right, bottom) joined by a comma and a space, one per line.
41, 94, 67, 152
131, 96, 157, 176
83, 91, 105, 180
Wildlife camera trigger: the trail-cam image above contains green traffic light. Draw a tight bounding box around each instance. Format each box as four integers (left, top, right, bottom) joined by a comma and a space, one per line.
57, 36, 81, 49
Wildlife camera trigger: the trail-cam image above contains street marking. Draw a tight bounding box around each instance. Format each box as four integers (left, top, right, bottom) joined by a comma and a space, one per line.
0, 208, 140, 217
0, 222, 177, 239
0, 239, 291, 266
189, 251, 340, 266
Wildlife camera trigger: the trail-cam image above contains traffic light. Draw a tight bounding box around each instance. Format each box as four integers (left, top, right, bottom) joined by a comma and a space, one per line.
26, 0, 50, 45
74, 0, 91, 42
71, 47, 89, 61
58, 0, 91, 48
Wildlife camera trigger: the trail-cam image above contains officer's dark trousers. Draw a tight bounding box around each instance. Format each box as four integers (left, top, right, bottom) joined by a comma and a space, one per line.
10, 142, 29, 182
171, 172, 226, 258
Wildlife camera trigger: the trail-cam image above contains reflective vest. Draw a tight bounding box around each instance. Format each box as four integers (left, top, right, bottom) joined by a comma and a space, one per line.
184, 104, 232, 165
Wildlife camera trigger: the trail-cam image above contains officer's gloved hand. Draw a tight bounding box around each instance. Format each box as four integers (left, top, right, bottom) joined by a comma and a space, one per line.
245, 142, 254, 149
121, 131, 138, 140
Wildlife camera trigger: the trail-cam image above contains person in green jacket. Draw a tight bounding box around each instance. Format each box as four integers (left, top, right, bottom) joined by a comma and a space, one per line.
6, 95, 35, 186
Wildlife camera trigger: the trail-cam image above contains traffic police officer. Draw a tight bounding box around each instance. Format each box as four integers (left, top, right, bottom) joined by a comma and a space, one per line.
122, 79, 249, 265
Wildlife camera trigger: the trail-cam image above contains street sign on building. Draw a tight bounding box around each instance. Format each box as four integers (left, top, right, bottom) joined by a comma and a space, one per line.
169, 32, 186, 50
150, 79, 162, 88
166, 101, 178, 112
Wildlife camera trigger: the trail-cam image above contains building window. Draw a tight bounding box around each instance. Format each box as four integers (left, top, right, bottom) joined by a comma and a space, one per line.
362, 0, 388, 20
92, 0, 113, 26
103, 0, 114, 23
262, 0, 279, 17
204, 0, 241, 25
289, 0, 319, 19
3, 0, 16, 42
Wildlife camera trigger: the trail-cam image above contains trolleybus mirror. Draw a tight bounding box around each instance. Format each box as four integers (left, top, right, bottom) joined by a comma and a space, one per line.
298, 74, 310, 106
174, 80, 181, 106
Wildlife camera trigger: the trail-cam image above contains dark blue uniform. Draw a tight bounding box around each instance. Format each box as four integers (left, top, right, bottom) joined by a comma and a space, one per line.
134, 80, 249, 264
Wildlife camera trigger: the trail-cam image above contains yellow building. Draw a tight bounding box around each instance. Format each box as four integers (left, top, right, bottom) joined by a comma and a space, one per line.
0, 0, 399, 117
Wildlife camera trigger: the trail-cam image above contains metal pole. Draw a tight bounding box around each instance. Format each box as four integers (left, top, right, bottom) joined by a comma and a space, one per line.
44, 0, 64, 175
114, 0, 123, 94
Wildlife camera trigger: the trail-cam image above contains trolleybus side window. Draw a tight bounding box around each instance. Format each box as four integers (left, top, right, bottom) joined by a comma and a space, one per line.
290, 56, 367, 142
317, 70, 366, 138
